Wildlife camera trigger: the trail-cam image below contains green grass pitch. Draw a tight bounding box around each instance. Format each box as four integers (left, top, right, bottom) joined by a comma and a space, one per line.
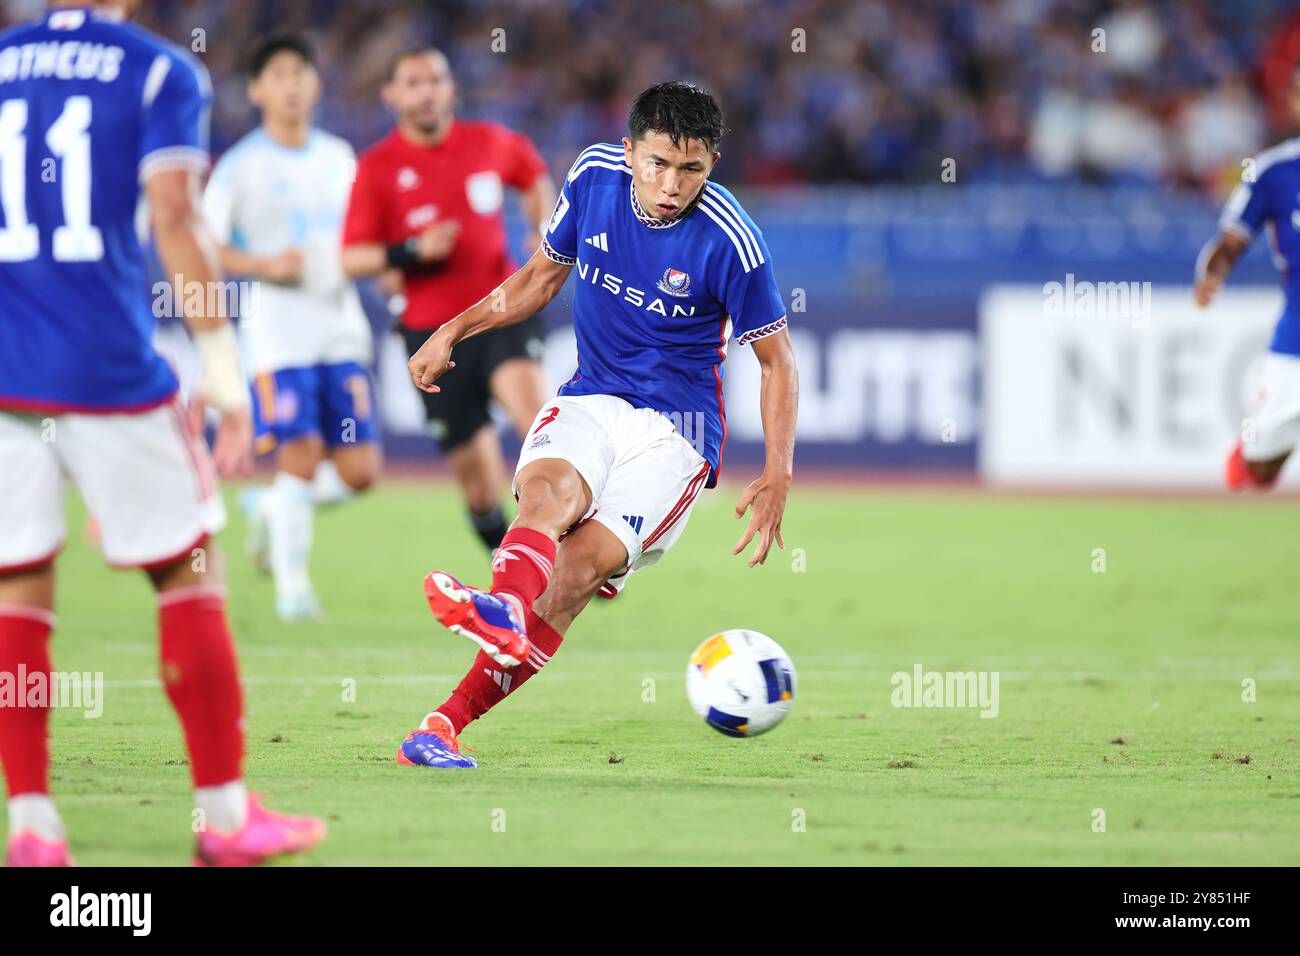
11, 480, 1300, 866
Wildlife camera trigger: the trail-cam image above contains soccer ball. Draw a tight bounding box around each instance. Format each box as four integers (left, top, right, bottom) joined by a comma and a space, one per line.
686, 629, 796, 737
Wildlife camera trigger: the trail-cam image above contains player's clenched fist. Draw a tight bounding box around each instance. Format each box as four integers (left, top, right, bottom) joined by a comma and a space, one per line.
408, 329, 457, 393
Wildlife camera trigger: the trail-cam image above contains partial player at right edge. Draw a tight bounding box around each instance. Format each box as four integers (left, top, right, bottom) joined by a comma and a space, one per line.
1196, 64, 1300, 491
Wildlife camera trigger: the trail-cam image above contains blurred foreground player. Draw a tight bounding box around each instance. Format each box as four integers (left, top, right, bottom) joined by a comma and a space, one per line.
0, 1, 324, 865
342, 48, 554, 554
203, 34, 380, 620
399, 82, 799, 767
1197, 64, 1300, 491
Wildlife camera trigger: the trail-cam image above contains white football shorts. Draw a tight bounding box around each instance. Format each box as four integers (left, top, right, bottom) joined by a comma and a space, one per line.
0, 401, 226, 571
514, 394, 711, 597
1243, 351, 1300, 461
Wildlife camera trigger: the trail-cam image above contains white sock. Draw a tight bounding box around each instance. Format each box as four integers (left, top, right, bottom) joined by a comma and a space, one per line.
266, 472, 315, 600
195, 780, 248, 834
311, 459, 353, 508
8, 794, 65, 842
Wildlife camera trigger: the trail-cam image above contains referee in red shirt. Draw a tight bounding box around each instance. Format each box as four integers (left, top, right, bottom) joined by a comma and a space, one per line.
342, 48, 556, 552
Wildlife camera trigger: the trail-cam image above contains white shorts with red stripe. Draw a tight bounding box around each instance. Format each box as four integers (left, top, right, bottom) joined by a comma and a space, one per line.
1243, 351, 1300, 462
0, 402, 226, 571
514, 394, 710, 597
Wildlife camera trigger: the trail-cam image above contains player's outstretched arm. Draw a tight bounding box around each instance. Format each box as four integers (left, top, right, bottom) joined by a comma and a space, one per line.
733, 327, 799, 568
1194, 231, 1248, 308
146, 168, 253, 477
408, 245, 571, 393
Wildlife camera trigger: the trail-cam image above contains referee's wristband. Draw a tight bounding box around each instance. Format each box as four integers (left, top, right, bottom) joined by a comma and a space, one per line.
386, 239, 423, 270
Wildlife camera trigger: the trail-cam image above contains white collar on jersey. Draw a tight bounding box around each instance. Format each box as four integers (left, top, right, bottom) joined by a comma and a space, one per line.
629, 180, 693, 230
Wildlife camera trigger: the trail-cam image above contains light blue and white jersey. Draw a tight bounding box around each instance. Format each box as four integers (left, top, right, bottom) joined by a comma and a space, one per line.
203, 127, 371, 374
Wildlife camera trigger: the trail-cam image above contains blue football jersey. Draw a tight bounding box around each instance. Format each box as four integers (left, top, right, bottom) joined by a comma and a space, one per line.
0, 7, 211, 412
542, 143, 787, 485
1219, 138, 1300, 356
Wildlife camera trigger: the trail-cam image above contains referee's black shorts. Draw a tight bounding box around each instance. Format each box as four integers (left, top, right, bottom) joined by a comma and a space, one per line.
401, 316, 546, 453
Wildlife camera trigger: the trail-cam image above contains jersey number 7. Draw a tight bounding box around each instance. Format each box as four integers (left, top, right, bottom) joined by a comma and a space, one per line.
0, 96, 104, 262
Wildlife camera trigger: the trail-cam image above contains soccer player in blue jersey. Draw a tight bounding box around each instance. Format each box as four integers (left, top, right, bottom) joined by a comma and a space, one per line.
0, 1, 323, 865
1197, 65, 1300, 492
398, 82, 799, 768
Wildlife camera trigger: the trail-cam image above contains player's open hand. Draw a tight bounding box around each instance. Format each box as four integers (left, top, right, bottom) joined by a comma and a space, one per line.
408, 329, 456, 393
212, 407, 255, 478
732, 471, 790, 567
1193, 273, 1221, 308
186, 394, 254, 478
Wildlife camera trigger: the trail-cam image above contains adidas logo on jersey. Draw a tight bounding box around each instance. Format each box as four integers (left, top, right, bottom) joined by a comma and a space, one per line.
622, 514, 645, 534
584, 232, 609, 251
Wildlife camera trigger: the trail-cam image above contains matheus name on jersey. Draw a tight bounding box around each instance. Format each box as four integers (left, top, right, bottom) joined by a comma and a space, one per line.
542, 143, 787, 485
0, 7, 212, 413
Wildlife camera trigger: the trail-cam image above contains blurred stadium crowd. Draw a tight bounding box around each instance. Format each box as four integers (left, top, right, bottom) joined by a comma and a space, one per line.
3, 0, 1299, 197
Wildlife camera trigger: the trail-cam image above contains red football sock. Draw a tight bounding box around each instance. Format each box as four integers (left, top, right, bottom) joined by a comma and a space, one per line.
436, 609, 564, 733
158, 588, 244, 788
0, 607, 54, 797
490, 528, 556, 614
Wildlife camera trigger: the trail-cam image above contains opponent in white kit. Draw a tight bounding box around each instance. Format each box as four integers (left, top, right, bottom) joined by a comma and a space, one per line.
202, 34, 379, 619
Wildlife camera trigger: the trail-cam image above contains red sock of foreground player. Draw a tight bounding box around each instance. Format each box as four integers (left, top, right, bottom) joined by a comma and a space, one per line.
158, 588, 244, 787
490, 528, 556, 615
0, 607, 55, 797
436, 609, 564, 733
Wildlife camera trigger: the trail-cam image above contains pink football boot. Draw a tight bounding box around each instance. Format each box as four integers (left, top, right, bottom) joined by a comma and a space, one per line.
193, 795, 326, 867
5, 832, 74, 867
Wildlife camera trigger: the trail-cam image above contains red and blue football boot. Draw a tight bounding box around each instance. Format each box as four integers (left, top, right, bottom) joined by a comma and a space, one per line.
423, 571, 531, 667
396, 712, 477, 769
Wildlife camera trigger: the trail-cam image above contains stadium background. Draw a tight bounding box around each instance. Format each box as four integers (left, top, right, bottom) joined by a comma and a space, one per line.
3, 0, 1296, 486
3, 0, 1300, 870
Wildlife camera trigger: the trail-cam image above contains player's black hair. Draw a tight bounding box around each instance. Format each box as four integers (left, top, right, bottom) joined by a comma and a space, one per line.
628, 81, 726, 153
248, 34, 315, 78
